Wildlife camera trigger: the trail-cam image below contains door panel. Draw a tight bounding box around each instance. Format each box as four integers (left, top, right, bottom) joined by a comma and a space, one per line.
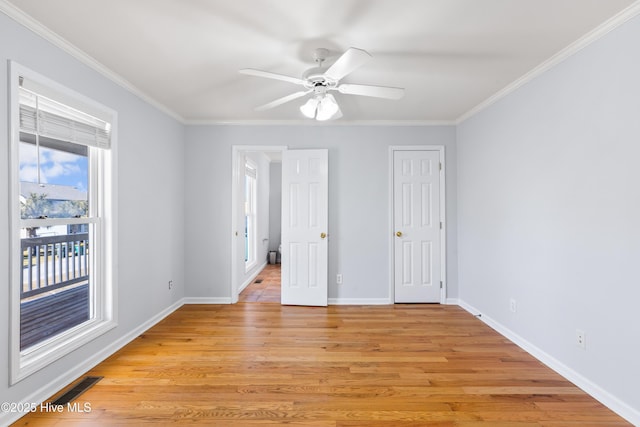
281, 149, 328, 306
394, 150, 441, 303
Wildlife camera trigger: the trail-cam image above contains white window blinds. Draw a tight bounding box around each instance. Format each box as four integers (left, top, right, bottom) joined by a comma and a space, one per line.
19, 85, 111, 149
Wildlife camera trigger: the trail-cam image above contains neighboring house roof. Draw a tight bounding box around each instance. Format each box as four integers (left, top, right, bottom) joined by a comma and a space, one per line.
20, 181, 87, 201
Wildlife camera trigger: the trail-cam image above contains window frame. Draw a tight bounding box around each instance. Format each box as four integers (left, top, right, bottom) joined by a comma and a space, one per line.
8, 62, 118, 384
244, 160, 257, 270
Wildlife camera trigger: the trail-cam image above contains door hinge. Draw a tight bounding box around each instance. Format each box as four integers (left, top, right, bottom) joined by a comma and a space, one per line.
440, 221, 443, 229
440, 281, 443, 289
439, 162, 442, 171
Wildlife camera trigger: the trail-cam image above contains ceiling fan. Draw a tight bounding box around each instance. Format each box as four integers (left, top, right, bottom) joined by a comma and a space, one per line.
239, 47, 404, 121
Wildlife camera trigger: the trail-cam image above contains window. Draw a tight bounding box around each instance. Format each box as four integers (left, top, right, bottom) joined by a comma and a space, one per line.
8, 62, 117, 383
244, 161, 257, 269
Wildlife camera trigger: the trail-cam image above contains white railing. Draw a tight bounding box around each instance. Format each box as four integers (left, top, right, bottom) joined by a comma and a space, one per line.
20, 233, 89, 299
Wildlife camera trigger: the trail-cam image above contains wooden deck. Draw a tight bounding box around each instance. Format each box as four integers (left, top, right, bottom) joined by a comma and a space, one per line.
20, 283, 90, 350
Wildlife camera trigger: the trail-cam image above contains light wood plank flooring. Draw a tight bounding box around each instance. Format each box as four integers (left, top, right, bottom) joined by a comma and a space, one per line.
13, 284, 630, 425
239, 264, 281, 303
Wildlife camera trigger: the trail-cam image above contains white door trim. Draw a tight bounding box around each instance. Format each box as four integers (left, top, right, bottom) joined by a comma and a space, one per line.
231, 145, 288, 303
388, 146, 446, 304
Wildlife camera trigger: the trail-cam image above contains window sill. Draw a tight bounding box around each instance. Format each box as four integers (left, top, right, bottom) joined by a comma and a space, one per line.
12, 318, 117, 384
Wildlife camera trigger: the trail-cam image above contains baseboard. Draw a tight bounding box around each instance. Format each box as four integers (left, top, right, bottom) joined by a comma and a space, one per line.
329, 298, 457, 305
328, 298, 391, 305
0, 298, 184, 426
182, 297, 232, 304
238, 261, 268, 294
457, 299, 640, 426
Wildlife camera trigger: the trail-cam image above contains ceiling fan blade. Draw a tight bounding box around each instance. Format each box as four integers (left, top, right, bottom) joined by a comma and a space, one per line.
255, 90, 312, 111
239, 68, 305, 86
337, 83, 405, 100
324, 47, 372, 81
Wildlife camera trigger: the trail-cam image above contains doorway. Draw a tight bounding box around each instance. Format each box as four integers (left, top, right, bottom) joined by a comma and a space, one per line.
231, 147, 329, 306
231, 146, 286, 303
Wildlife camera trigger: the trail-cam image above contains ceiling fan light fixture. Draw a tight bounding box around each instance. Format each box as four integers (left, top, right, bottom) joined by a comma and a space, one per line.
315, 94, 340, 121
300, 97, 319, 118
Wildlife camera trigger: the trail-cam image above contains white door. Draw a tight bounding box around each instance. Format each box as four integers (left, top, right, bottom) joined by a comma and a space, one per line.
281, 149, 328, 306
393, 150, 442, 303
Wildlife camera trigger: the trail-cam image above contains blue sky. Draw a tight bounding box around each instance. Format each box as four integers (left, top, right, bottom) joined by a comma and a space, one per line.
19, 142, 88, 191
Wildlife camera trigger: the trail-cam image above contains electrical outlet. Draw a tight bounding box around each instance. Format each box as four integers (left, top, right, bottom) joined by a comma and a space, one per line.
336, 274, 343, 285
509, 298, 517, 313
168, 280, 173, 290
576, 329, 586, 349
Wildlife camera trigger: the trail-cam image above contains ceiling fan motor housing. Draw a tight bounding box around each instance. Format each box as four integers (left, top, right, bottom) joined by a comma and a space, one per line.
302, 47, 338, 93
302, 66, 337, 92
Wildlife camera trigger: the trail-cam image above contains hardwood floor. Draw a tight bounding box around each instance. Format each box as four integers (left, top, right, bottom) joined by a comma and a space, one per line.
239, 263, 281, 303
13, 286, 630, 425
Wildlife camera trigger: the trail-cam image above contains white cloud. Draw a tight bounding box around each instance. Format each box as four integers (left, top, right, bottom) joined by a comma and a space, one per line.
48, 149, 81, 164
19, 145, 86, 185
19, 142, 38, 166
19, 165, 44, 183
41, 162, 81, 179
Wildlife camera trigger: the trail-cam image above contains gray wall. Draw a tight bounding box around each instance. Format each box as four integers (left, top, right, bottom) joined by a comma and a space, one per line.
457, 13, 640, 420
184, 125, 458, 302
0, 12, 185, 408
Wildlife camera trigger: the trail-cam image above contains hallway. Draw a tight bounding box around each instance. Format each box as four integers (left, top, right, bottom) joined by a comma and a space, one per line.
239, 264, 281, 303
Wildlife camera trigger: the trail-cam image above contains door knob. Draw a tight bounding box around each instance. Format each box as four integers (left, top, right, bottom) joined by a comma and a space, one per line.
320, 232, 327, 239
396, 231, 402, 237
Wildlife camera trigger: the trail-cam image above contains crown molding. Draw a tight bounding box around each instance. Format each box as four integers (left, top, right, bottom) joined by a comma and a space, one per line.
184, 119, 456, 127
456, 0, 640, 124
0, 0, 185, 123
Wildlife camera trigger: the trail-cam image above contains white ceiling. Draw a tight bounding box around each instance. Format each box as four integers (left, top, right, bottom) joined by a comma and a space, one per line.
4, 0, 637, 123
